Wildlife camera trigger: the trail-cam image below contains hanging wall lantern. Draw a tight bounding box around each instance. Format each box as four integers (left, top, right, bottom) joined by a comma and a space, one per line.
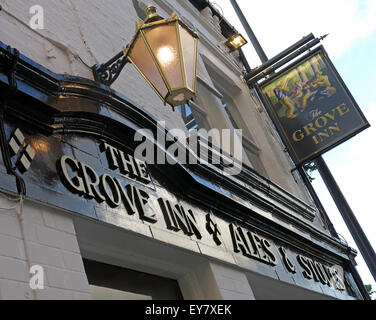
93, 6, 199, 108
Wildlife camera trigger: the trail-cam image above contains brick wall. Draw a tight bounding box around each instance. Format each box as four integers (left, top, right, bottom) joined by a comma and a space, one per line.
0, 192, 91, 300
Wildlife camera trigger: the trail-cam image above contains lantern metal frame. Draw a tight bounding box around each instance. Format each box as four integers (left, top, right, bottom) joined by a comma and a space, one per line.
92, 6, 199, 108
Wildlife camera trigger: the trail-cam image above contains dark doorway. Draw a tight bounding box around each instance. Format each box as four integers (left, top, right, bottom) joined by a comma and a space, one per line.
83, 259, 183, 300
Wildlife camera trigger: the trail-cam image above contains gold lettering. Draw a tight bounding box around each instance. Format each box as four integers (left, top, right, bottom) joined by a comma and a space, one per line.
312, 123, 341, 145
292, 130, 305, 142
328, 123, 340, 135
324, 109, 337, 121
293, 104, 346, 145
315, 116, 328, 129
337, 104, 350, 117
303, 123, 317, 136
317, 130, 330, 140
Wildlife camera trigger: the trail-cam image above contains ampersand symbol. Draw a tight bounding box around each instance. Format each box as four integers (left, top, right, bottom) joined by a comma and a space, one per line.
279, 247, 296, 274
206, 213, 222, 246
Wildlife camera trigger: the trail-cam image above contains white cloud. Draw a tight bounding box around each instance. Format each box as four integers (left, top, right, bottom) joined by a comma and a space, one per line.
213, 0, 376, 65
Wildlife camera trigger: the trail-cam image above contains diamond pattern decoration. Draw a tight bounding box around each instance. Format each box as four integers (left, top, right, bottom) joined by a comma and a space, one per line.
9, 128, 25, 155
8, 128, 36, 173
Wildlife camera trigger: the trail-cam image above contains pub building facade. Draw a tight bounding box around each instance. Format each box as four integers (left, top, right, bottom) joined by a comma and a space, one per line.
0, 0, 369, 300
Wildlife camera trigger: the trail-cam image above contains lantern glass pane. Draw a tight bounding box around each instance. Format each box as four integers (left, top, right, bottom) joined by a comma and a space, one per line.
145, 23, 183, 89
179, 25, 196, 91
130, 34, 168, 98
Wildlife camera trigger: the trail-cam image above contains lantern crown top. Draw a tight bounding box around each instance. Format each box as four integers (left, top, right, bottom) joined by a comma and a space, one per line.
144, 5, 163, 23
133, 6, 198, 39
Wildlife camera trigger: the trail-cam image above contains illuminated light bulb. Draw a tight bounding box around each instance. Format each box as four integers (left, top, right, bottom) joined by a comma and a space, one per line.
232, 36, 242, 46
157, 46, 174, 66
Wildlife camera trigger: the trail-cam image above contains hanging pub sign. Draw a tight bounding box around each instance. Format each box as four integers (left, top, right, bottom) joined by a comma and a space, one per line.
256, 46, 370, 166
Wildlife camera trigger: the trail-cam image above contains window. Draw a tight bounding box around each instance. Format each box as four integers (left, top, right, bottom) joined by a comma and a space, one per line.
177, 103, 199, 131
223, 102, 239, 130
221, 96, 268, 177
177, 100, 210, 132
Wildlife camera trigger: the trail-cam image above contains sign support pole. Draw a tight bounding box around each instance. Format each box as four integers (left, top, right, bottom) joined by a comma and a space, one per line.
315, 155, 376, 282
229, 0, 269, 63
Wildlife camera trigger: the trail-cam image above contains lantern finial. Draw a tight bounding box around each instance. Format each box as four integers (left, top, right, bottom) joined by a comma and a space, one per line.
145, 5, 162, 23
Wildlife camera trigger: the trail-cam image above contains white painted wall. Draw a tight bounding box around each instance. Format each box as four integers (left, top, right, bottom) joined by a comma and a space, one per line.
0, 192, 91, 300
0, 191, 352, 300
179, 262, 256, 300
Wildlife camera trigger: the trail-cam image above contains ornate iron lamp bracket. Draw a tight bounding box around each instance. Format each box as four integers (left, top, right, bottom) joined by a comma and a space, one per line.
0, 46, 20, 94
92, 50, 129, 86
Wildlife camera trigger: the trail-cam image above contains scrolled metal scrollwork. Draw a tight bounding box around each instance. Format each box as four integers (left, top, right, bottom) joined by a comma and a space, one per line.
92, 51, 129, 86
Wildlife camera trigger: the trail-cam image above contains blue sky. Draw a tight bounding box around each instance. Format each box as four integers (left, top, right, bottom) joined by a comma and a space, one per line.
214, 0, 376, 293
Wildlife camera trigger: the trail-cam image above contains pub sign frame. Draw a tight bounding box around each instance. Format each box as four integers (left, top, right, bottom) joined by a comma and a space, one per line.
256, 46, 370, 166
